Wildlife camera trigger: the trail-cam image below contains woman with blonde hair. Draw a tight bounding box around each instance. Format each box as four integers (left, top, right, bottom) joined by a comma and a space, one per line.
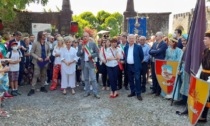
60, 36, 78, 95
50, 36, 65, 90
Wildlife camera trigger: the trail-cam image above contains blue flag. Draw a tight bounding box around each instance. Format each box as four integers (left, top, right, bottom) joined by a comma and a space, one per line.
128, 18, 147, 36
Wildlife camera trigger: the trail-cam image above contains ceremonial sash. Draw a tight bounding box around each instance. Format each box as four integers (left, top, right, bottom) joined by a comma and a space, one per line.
97, 45, 100, 53
110, 48, 123, 71
119, 44, 125, 58
84, 44, 97, 73
102, 47, 106, 60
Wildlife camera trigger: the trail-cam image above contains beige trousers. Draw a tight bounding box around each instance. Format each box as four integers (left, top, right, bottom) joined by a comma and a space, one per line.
31, 63, 48, 89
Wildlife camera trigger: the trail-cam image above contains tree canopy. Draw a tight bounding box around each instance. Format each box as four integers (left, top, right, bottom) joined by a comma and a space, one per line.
0, 0, 48, 21
73, 10, 123, 38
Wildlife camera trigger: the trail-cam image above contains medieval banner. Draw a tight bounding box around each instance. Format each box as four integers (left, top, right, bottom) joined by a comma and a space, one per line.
155, 59, 179, 94
188, 75, 209, 126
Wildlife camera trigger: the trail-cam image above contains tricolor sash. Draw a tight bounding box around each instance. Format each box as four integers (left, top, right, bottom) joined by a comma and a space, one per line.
84, 44, 97, 73
119, 44, 125, 58
102, 47, 106, 60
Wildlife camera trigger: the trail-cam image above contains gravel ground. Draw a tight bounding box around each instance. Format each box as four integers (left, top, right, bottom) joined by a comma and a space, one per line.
1, 80, 210, 126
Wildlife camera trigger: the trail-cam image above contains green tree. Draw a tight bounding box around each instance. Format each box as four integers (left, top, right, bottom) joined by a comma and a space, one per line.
79, 12, 98, 28
96, 10, 111, 25
104, 16, 118, 37
73, 11, 123, 37
0, 0, 48, 21
73, 15, 92, 37
109, 12, 123, 34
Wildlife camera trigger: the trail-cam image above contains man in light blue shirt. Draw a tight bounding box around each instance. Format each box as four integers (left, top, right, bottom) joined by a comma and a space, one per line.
139, 36, 150, 93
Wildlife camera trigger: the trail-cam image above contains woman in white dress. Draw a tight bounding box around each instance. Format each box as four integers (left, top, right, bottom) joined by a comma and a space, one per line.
60, 36, 78, 95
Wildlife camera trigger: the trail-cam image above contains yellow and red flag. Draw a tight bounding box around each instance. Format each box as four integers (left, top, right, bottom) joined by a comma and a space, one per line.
188, 75, 209, 126
155, 59, 179, 94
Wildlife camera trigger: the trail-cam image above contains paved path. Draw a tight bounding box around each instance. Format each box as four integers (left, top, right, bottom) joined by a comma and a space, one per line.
1, 83, 210, 126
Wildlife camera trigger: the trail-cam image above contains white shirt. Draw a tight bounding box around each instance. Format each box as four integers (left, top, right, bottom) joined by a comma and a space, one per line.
53, 47, 63, 65
6, 50, 22, 71
105, 47, 119, 67
49, 43, 53, 49
73, 46, 80, 62
127, 44, 134, 64
61, 47, 78, 74
29, 44, 32, 53
99, 47, 107, 61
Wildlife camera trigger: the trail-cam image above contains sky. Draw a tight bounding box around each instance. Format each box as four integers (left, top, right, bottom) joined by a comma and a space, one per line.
26, 0, 206, 33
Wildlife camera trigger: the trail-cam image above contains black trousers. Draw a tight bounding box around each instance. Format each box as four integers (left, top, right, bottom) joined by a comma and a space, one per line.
101, 63, 110, 87
201, 96, 210, 118
118, 64, 128, 88
47, 62, 53, 83
76, 65, 81, 83
18, 61, 24, 85
141, 62, 148, 90
107, 66, 118, 92
151, 62, 161, 94
96, 61, 100, 83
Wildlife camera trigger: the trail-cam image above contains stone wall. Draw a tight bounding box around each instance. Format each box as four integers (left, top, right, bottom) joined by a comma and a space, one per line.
172, 11, 192, 33
3, 11, 61, 35
173, 7, 210, 33
138, 12, 171, 37
3, 10, 72, 35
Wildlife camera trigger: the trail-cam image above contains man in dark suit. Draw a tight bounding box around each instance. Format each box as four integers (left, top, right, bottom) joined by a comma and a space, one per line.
149, 31, 168, 96
8, 31, 26, 86
124, 34, 144, 101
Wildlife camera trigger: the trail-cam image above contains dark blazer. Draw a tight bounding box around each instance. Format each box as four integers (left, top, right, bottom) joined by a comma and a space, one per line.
177, 38, 183, 49
124, 43, 144, 72
77, 42, 99, 69
149, 41, 168, 60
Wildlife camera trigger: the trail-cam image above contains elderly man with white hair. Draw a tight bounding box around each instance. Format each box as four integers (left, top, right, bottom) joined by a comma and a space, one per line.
139, 36, 150, 93
149, 31, 168, 96
124, 34, 144, 101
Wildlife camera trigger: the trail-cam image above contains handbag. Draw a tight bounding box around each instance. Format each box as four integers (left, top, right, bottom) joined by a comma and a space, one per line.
110, 48, 124, 71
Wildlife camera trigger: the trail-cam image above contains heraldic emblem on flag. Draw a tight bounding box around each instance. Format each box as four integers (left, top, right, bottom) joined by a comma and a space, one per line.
188, 75, 210, 126
155, 59, 179, 94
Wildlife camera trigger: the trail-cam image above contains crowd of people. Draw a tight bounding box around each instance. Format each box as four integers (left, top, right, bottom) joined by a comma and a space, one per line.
0, 28, 209, 123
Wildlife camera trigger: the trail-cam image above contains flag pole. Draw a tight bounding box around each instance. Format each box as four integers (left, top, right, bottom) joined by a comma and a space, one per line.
171, 0, 201, 106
